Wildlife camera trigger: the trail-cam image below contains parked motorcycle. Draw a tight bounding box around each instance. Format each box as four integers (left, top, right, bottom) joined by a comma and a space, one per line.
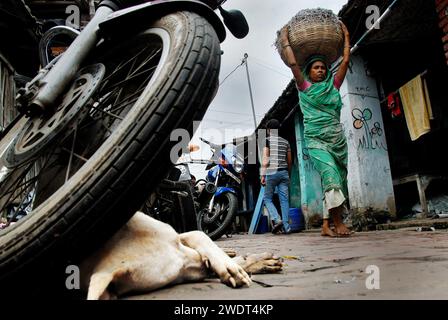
144, 137, 245, 240
141, 162, 198, 234
0, 0, 248, 293
194, 137, 245, 240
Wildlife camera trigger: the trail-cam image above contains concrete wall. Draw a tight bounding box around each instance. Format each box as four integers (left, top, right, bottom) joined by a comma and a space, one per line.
289, 156, 302, 210
339, 55, 396, 217
294, 113, 323, 227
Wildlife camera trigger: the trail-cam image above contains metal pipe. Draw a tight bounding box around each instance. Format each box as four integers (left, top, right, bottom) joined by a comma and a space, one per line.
30, 6, 113, 111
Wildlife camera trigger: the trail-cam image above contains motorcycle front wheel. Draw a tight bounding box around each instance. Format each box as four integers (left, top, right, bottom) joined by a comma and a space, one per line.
197, 192, 237, 240
0, 11, 220, 296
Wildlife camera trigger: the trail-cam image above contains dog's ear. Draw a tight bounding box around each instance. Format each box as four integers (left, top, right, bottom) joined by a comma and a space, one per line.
87, 272, 115, 300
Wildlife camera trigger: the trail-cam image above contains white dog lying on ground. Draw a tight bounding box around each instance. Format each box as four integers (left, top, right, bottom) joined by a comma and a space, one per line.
80, 211, 283, 300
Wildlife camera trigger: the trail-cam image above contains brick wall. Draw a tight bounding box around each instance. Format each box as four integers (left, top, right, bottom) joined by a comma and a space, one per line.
436, 0, 448, 64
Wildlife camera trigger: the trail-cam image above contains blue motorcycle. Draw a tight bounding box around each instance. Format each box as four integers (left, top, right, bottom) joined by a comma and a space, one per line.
194, 137, 245, 240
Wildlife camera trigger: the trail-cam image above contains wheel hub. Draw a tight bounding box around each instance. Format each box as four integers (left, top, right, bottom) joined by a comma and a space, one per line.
4, 64, 105, 167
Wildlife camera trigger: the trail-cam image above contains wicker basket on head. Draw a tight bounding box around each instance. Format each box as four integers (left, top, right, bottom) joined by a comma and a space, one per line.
275, 8, 344, 68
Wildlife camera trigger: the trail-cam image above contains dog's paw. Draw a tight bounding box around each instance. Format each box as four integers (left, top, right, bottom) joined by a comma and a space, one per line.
208, 254, 252, 288
241, 252, 284, 274
179, 231, 251, 288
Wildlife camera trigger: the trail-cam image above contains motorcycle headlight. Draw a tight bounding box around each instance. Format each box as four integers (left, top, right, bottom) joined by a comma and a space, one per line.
233, 157, 244, 173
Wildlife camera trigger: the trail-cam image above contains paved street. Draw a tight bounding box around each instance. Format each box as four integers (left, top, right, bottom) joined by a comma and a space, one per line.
127, 226, 448, 300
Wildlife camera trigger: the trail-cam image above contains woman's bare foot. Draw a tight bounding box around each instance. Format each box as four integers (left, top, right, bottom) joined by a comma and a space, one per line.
334, 222, 352, 236
321, 219, 338, 237
332, 208, 352, 236
321, 226, 338, 237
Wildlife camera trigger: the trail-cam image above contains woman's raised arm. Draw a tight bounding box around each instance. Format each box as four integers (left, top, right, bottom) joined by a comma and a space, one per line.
335, 21, 351, 83
280, 27, 305, 87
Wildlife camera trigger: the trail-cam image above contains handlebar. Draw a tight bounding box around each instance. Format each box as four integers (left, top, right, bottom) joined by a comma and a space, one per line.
199, 137, 221, 150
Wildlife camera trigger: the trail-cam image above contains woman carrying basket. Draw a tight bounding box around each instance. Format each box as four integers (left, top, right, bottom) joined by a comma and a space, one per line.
280, 21, 352, 237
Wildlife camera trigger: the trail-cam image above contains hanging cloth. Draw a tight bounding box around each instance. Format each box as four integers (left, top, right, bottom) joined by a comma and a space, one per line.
387, 92, 402, 118
399, 75, 433, 141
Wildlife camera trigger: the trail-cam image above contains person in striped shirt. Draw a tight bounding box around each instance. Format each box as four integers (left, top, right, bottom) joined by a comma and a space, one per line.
260, 119, 292, 234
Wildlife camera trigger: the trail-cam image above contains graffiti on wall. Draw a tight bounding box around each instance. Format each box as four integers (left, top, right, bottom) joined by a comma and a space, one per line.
352, 108, 387, 151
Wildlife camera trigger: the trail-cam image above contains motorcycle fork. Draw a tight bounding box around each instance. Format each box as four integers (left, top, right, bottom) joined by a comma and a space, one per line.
208, 167, 220, 212
21, 6, 114, 113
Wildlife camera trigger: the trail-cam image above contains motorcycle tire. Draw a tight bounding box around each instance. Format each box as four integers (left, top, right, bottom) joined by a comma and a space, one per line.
198, 192, 237, 240
0, 11, 220, 297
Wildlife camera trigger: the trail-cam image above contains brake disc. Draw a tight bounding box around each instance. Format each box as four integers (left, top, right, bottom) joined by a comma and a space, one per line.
4, 63, 105, 167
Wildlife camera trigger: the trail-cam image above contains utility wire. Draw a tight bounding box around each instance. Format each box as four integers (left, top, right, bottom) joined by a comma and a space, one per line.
204, 115, 264, 125
206, 109, 263, 117
249, 56, 292, 79
209, 116, 264, 130
219, 59, 245, 86
249, 55, 281, 70
251, 60, 292, 79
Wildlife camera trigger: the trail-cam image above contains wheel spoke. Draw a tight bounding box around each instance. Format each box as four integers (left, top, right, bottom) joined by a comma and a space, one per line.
61, 147, 88, 162
0, 150, 59, 214
79, 56, 158, 130
2, 172, 39, 199
128, 47, 161, 78
99, 46, 149, 87
90, 103, 124, 120
5, 187, 34, 225
0, 161, 35, 197
107, 91, 145, 116
106, 65, 156, 93
65, 128, 78, 182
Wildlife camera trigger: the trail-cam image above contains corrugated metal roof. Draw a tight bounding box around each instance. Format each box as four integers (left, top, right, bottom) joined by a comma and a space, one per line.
338, 0, 438, 48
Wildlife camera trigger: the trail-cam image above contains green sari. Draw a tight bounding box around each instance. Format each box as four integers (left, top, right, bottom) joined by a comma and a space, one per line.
298, 56, 348, 198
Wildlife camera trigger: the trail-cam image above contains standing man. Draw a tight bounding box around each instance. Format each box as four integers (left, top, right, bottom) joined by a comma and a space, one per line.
261, 119, 293, 234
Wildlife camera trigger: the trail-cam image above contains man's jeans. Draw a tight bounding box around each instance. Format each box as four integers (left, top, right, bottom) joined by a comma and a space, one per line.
263, 170, 290, 232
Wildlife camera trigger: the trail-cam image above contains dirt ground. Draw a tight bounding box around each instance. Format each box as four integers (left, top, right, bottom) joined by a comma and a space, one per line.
125, 227, 448, 300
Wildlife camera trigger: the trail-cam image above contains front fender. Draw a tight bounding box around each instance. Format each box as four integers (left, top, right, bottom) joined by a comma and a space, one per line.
215, 187, 236, 198
99, 0, 226, 42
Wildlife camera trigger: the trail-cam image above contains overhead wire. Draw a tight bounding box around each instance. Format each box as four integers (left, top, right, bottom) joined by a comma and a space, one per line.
210, 54, 288, 131
219, 59, 245, 86
204, 114, 264, 125
210, 115, 264, 130
249, 56, 292, 79
206, 109, 263, 117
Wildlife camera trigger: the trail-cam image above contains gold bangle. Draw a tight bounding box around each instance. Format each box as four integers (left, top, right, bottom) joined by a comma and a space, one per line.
282, 44, 291, 48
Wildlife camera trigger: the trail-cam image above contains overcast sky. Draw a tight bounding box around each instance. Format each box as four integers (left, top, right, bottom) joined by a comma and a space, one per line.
188, 0, 348, 178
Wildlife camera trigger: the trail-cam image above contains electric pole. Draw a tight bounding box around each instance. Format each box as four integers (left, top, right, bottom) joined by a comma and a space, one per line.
243, 53, 257, 130
242, 53, 263, 165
